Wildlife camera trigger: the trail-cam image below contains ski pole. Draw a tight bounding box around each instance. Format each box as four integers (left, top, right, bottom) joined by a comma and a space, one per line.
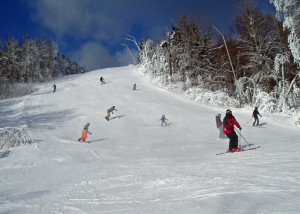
239, 129, 242, 147
246, 117, 252, 124
235, 127, 252, 147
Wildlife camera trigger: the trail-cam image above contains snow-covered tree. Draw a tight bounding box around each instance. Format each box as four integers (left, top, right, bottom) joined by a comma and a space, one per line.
136, 7, 299, 123
0, 36, 87, 99
270, 0, 300, 68
0, 37, 21, 84
269, 0, 300, 117
234, 0, 279, 93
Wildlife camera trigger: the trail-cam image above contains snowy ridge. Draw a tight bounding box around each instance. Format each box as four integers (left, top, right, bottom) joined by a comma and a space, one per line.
0, 65, 300, 213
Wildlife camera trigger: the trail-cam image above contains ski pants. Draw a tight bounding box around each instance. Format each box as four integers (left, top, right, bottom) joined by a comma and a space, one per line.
225, 132, 238, 150
253, 115, 259, 126
106, 110, 111, 119
79, 132, 87, 141
161, 121, 168, 126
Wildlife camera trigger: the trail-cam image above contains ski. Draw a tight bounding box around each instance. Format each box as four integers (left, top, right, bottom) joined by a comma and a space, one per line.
243, 146, 261, 151
77, 140, 90, 143
247, 124, 265, 128
216, 146, 260, 155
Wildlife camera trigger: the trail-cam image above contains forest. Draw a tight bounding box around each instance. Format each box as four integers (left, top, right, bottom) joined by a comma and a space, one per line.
137, 0, 299, 121
0, 36, 87, 99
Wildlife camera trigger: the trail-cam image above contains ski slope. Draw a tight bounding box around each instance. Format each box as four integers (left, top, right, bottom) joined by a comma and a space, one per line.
0, 65, 300, 214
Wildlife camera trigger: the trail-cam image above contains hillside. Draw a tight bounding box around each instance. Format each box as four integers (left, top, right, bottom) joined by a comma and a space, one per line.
0, 65, 300, 214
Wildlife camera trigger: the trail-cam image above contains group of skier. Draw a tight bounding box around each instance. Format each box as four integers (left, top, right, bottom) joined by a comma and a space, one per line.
77, 75, 262, 151
100, 76, 137, 91
78, 106, 118, 142
77, 76, 169, 143
216, 107, 262, 152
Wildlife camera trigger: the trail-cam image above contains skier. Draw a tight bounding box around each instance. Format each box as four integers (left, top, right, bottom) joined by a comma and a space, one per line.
216, 113, 226, 139
78, 123, 92, 142
52, 84, 56, 92
160, 114, 169, 126
105, 106, 118, 121
100, 76, 105, 84
222, 109, 242, 152
252, 107, 262, 126
133, 83, 137, 90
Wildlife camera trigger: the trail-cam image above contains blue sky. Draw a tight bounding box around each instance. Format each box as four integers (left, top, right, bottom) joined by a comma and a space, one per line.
0, 0, 272, 71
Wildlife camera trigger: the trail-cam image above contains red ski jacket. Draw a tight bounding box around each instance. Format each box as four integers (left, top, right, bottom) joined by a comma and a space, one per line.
222, 115, 240, 134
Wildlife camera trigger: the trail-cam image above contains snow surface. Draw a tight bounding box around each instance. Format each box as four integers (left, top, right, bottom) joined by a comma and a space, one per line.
0, 65, 300, 214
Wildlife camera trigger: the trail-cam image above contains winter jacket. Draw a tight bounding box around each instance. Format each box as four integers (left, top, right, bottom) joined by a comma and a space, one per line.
107, 106, 117, 112
222, 114, 240, 134
82, 124, 91, 134
160, 116, 167, 122
252, 109, 261, 118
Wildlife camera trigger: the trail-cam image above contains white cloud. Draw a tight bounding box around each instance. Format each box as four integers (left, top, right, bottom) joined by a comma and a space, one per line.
26, 0, 140, 69
27, 0, 128, 42
71, 42, 121, 71
116, 47, 139, 65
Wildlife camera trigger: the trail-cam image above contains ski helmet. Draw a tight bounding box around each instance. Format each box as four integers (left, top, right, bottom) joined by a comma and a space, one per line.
226, 109, 232, 114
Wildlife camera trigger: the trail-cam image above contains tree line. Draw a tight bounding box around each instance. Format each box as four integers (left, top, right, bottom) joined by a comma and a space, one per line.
137, 0, 299, 115
0, 36, 87, 98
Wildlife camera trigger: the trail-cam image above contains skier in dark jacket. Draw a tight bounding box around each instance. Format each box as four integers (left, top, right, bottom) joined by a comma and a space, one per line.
52, 84, 56, 92
216, 113, 226, 139
100, 76, 105, 84
133, 83, 137, 90
223, 109, 242, 152
252, 107, 262, 126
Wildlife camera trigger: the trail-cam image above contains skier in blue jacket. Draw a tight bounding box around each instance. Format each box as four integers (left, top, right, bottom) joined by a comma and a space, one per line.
160, 114, 169, 126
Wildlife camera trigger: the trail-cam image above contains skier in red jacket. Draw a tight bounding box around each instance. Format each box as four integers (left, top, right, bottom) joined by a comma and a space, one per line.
223, 109, 242, 152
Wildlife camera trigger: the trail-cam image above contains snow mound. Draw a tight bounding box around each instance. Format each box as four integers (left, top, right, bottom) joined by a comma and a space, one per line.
0, 126, 32, 150
184, 87, 240, 108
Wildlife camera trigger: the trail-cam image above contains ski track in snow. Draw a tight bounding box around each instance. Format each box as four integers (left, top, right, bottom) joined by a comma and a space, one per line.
0, 65, 300, 213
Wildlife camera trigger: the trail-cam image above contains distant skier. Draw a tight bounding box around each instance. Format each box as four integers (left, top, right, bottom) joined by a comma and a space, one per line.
160, 114, 169, 127
252, 107, 262, 126
105, 106, 118, 121
223, 109, 242, 152
52, 84, 56, 92
216, 113, 226, 139
133, 83, 137, 90
100, 76, 105, 84
78, 123, 92, 142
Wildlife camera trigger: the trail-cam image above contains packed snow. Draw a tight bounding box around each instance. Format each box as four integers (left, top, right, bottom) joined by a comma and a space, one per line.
0, 65, 300, 213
